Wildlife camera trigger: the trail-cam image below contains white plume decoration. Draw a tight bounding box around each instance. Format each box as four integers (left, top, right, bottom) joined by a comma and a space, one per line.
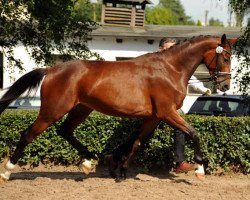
216, 46, 224, 54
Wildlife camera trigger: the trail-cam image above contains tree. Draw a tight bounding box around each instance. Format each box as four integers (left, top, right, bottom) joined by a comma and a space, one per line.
0, 0, 99, 72
74, 0, 102, 22
235, 13, 245, 27
229, 0, 250, 95
209, 18, 224, 27
159, 0, 195, 25
146, 6, 178, 25
196, 20, 202, 26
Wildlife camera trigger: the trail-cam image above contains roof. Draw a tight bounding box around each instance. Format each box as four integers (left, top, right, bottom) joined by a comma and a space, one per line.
91, 25, 242, 39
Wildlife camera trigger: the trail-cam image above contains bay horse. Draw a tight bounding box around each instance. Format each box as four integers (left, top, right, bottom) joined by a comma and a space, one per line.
0, 34, 237, 182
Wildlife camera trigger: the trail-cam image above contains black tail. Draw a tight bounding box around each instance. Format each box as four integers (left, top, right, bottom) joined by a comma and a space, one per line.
0, 68, 47, 115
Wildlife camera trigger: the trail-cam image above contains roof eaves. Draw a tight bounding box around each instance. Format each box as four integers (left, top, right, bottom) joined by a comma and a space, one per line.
90, 25, 242, 39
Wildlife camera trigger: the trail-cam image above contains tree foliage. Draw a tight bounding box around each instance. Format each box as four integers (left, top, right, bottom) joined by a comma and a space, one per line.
146, 6, 178, 25
159, 0, 195, 25
0, 0, 99, 71
209, 18, 224, 27
146, 0, 195, 25
229, 0, 249, 12
196, 20, 202, 26
229, 0, 250, 95
74, 0, 102, 22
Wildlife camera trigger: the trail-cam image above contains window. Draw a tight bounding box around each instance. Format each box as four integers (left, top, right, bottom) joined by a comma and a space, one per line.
192, 99, 245, 115
116, 57, 133, 61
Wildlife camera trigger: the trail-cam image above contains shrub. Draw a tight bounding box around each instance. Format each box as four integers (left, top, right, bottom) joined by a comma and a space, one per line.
0, 110, 249, 174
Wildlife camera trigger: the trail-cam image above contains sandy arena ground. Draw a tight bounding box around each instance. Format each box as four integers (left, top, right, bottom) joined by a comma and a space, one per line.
0, 163, 249, 200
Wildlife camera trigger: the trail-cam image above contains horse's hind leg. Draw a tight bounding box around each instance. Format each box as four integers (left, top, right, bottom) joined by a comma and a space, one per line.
105, 133, 139, 178
56, 104, 95, 174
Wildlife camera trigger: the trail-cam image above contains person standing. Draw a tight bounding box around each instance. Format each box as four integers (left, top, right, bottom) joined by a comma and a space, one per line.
158, 37, 211, 173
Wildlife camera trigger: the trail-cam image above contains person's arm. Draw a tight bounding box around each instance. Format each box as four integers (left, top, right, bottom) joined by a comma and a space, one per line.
189, 76, 211, 95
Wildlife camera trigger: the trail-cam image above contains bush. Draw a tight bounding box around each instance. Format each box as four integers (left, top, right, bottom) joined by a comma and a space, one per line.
0, 110, 249, 174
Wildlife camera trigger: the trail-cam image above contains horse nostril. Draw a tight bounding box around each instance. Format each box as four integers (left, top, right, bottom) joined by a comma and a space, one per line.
224, 85, 229, 91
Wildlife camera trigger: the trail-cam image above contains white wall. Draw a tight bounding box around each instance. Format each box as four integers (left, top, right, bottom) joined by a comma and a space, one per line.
3, 45, 43, 88
88, 37, 158, 60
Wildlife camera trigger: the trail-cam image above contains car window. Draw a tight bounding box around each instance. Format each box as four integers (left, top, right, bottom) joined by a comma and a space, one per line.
188, 95, 250, 116
228, 101, 240, 112
189, 98, 249, 116
190, 100, 217, 113
9, 98, 41, 107
207, 100, 220, 111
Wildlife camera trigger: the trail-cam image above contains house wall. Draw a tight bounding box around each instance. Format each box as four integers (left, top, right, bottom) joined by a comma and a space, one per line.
88, 37, 158, 60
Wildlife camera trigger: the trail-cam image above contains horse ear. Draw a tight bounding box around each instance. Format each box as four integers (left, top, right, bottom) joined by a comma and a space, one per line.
228, 38, 238, 46
221, 34, 226, 45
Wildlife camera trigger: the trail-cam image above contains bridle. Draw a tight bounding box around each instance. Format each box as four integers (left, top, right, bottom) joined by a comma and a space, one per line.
210, 45, 232, 84
190, 44, 232, 85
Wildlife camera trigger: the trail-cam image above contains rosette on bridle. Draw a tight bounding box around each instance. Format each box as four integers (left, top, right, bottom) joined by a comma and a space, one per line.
209, 45, 232, 85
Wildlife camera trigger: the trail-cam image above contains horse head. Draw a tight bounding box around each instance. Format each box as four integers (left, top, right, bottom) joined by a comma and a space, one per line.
203, 34, 238, 92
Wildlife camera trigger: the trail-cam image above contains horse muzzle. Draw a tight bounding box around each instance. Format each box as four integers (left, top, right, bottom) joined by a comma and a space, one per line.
217, 75, 231, 92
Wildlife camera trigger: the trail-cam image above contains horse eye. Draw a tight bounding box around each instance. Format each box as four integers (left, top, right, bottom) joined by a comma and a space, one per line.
224, 58, 229, 63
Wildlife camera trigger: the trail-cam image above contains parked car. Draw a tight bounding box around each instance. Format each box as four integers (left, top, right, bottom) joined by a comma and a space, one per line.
8, 97, 41, 109
187, 95, 249, 117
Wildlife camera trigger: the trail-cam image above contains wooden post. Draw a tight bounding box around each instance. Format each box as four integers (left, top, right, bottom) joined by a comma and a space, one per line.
101, 2, 106, 25
131, 4, 136, 27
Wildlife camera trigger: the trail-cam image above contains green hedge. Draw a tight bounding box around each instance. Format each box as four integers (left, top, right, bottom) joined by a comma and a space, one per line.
0, 110, 249, 174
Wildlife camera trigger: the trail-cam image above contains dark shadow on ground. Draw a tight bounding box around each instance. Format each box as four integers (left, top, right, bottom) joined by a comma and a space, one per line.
9, 164, 194, 185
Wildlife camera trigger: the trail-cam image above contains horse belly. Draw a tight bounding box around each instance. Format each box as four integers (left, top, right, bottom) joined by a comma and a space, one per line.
95, 104, 152, 117
80, 87, 152, 117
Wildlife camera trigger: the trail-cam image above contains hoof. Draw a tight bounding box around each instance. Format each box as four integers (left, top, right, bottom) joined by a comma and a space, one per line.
81, 159, 92, 175
195, 173, 205, 181
4, 160, 16, 171
115, 177, 123, 183
195, 164, 205, 181
105, 154, 118, 178
0, 173, 9, 184
119, 166, 127, 179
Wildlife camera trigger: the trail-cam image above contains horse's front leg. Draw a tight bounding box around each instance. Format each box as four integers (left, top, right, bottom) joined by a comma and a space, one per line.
164, 110, 205, 180
119, 116, 160, 179
105, 132, 140, 179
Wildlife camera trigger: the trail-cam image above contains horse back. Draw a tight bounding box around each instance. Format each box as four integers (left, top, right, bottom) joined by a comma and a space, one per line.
43, 60, 154, 117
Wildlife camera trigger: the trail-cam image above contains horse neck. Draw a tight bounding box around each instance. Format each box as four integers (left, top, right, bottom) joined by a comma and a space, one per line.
166, 38, 218, 83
